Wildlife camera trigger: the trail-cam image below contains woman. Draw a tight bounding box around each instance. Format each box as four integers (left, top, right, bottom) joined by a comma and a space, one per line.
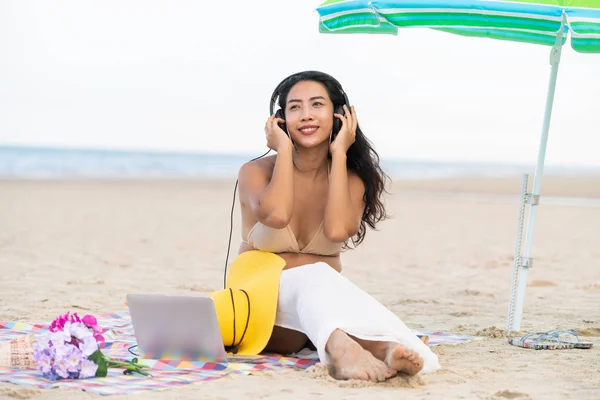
236, 71, 440, 382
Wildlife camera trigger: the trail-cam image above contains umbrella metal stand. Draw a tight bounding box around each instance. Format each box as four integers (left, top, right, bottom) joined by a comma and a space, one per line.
506, 12, 567, 335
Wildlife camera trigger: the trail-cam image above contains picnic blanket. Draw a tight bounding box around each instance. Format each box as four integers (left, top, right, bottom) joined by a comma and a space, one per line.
0, 312, 482, 395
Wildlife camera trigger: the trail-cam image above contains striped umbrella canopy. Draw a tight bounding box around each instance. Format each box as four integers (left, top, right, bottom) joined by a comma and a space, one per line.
315, 0, 600, 336
316, 0, 600, 52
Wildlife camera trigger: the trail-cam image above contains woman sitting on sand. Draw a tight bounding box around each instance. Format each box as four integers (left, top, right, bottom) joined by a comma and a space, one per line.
0, 71, 440, 380
233, 71, 440, 382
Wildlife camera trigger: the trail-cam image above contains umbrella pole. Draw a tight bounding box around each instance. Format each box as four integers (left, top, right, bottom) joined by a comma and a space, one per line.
510, 13, 567, 333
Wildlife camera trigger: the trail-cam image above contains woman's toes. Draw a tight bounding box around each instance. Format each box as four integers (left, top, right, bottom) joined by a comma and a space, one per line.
386, 368, 398, 379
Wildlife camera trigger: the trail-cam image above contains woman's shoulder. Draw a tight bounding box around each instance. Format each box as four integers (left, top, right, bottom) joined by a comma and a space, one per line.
238, 154, 277, 181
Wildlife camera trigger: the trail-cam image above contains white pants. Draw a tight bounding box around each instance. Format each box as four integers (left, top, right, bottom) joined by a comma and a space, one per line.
275, 262, 441, 374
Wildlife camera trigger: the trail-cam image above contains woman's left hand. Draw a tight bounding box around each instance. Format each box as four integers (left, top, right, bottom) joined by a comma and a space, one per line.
330, 105, 357, 155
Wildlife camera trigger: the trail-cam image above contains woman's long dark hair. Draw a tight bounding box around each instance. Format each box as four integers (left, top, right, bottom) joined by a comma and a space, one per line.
275, 71, 390, 248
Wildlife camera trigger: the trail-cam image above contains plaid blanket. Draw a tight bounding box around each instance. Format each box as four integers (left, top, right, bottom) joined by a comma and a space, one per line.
0, 312, 482, 395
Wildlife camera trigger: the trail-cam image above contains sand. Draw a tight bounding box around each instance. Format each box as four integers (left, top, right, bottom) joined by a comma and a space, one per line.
1, 175, 599, 399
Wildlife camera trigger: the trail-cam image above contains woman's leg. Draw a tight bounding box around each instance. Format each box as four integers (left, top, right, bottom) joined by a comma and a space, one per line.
275, 262, 440, 380
264, 326, 309, 354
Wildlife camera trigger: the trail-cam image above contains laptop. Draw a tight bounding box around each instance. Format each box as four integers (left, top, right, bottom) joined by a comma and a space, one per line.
126, 293, 228, 362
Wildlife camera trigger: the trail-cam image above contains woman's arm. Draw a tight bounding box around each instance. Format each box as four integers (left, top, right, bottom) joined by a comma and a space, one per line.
323, 105, 366, 242
238, 115, 295, 229
323, 153, 365, 242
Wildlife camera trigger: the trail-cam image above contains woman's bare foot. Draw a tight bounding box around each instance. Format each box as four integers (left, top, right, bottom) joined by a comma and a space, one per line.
349, 336, 425, 376
384, 343, 424, 376
325, 330, 396, 382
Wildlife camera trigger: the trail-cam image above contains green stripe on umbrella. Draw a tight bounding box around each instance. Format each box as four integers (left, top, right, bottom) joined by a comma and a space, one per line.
316, 0, 600, 52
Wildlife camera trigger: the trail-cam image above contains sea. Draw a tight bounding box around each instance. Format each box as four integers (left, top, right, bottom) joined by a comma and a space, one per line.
0, 145, 598, 181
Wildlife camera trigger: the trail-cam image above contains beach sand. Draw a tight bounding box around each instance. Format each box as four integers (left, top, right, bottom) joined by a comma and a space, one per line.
1, 175, 599, 399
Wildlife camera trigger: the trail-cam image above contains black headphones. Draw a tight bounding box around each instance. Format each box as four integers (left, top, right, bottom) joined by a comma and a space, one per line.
269, 71, 351, 140
223, 71, 351, 288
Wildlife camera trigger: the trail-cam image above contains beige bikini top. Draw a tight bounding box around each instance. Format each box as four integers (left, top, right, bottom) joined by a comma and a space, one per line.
244, 161, 343, 256
244, 221, 343, 256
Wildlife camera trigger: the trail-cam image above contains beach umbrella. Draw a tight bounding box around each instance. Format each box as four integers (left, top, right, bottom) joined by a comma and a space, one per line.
315, 0, 600, 334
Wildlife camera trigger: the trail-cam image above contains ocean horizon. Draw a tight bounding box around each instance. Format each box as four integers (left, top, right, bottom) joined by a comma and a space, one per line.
1, 145, 598, 180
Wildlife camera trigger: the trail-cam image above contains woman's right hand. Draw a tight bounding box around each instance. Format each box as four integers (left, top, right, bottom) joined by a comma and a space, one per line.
265, 114, 293, 152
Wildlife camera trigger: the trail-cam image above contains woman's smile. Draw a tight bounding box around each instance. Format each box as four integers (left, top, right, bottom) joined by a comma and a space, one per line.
298, 125, 319, 135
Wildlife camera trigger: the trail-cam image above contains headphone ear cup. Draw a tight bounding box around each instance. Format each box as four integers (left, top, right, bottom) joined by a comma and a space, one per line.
332, 105, 345, 137
275, 109, 288, 135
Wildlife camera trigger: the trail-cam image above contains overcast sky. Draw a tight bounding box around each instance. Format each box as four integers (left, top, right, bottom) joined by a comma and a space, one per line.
1, 0, 599, 166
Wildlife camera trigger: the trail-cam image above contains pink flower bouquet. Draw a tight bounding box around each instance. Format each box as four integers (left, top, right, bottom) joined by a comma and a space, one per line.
33, 312, 149, 380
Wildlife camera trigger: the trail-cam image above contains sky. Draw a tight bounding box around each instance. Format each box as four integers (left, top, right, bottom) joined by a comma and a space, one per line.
1, 0, 599, 167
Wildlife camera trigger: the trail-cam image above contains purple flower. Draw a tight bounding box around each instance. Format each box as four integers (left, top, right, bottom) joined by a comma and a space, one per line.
33, 336, 49, 358
53, 343, 72, 359
48, 330, 69, 346
62, 321, 73, 339
42, 370, 59, 381
53, 356, 70, 379
65, 347, 83, 373
36, 354, 53, 374
79, 359, 98, 379
71, 322, 92, 340
33, 345, 54, 361
80, 336, 98, 357
34, 332, 56, 357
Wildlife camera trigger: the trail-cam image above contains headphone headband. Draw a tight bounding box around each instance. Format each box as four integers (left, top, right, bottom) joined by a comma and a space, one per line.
269, 71, 350, 116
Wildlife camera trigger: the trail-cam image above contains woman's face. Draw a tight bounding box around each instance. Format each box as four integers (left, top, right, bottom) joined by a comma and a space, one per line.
284, 80, 334, 149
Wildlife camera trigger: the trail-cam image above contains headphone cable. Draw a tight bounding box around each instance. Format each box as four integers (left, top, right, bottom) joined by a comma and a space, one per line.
224, 149, 271, 289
